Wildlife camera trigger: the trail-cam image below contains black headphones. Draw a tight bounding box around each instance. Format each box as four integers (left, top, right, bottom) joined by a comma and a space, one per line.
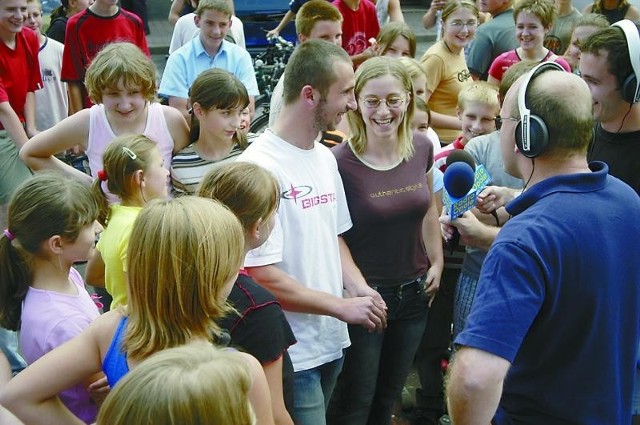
515, 61, 565, 158
612, 19, 640, 104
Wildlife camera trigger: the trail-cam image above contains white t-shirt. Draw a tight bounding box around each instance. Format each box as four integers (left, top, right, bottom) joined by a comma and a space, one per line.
169, 13, 246, 54
238, 129, 352, 372
36, 37, 68, 131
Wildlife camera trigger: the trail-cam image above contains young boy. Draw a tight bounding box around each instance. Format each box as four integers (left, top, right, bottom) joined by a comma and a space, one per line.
0, 0, 41, 225
269, 0, 343, 127
434, 82, 500, 172
25, 0, 68, 132
61, 0, 149, 114
159, 0, 258, 121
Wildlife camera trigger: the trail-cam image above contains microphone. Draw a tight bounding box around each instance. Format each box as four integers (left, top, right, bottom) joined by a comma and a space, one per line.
442, 150, 491, 218
442, 150, 492, 250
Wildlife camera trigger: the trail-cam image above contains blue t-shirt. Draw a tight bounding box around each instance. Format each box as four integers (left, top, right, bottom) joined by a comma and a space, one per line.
456, 162, 640, 424
159, 37, 259, 99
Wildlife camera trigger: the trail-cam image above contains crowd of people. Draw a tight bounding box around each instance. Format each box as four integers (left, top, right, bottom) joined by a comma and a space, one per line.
0, 0, 639, 424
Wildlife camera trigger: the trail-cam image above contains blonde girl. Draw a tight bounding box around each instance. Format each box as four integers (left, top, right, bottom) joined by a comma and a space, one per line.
198, 162, 295, 425
374, 21, 416, 58
171, 68, 250, 196
96, 342, 256, 425
420, 0, 479, 143
0, 173, 103, 423
20, 42, 189, 186
328, 57, 443, 424
0, 197, 275, 425
85, 135, 169, 309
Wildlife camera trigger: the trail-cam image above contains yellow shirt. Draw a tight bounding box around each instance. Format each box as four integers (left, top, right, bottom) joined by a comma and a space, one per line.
420, 41, 472, 142
96, 205, 142, 308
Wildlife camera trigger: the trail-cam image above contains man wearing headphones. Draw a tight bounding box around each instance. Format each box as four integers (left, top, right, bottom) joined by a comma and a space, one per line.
580, 19, 640, 194
446, 64, 640, 424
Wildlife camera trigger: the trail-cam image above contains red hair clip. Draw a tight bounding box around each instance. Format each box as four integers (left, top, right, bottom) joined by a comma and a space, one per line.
97, 170, 108, 182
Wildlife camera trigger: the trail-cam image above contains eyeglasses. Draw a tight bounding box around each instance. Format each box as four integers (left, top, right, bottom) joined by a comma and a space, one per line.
447, 20, 478, 30
494, 116, 520, 130
359, 96, 406, 109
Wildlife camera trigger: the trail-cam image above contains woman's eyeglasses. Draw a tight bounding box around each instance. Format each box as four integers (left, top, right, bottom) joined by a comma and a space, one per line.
448, 20, 478, 30
359, 96, 406, 109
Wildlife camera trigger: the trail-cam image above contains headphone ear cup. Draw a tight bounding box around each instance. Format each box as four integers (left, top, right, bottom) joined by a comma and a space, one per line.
621, 73, 638, 104
515, 114, 549, 158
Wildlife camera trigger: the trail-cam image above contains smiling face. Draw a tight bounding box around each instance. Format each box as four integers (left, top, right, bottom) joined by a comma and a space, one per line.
442, 8, 478, 51
102, 79, 147, 124
358, 74, 409, 141
0, 0, 26, 37
516, 11, 548, 52
313, 60, 357, 132
411, 108, 430, 137
196, 9, 231, 54
458, 101, 498, 143
579, 50, 628, 127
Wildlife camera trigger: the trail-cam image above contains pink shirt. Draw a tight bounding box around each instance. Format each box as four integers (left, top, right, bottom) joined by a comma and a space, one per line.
488, 49, 571, 82
20, 267, 100, 423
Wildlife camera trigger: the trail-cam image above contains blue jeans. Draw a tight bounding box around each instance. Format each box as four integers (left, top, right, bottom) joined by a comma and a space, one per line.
293, 355, 344, 425
327, 277, 430, 425
453, 271, 479, 341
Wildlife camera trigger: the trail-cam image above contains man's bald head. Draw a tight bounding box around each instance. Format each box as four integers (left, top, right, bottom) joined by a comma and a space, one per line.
505, 70, 594, 157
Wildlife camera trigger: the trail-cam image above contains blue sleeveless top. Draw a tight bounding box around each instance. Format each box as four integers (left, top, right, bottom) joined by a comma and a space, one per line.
102, 316, 130, 387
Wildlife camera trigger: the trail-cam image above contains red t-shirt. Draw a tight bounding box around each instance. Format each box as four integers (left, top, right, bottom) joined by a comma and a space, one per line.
61, 7, 149, 107
332, 0, 380, 56
0, 28, 42, 127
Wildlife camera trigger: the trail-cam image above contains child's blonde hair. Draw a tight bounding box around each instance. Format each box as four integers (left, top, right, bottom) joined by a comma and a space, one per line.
196, 0, 232, 18
85, 42, 157, 104
96, 342, 256, 425
0, 173, 99, 331
457, 81, 500, 112
188, 68, 249, 146
91, 134, 160, 225
414, 96, 432, 126
123, 197, 244, 360
349, 56, 416, 161
197, 162, 280, 232
376, 21, 417, 58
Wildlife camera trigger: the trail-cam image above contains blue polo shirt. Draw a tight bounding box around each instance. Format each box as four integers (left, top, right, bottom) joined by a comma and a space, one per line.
456, 162, 640, 424
159, 37, 259, 99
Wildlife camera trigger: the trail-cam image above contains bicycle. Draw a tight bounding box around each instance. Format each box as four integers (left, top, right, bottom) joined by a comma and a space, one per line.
250, 35, 295, 134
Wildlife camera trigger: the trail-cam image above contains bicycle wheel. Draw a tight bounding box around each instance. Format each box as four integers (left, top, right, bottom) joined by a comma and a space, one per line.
250, 111, 270, 134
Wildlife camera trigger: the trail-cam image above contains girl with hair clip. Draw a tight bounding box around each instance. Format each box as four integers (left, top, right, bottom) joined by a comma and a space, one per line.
96, 342, 257, 425
171, 68, 249, 196
20, 42, 189, 186
85, 135, 169, 309
327, 57, 443, 425
46, 0, 92, 43
420, 0, 479, 144
373, 21, 416, 58
197, 162, 296, 425
0, 196, 275, 425
0, 173, 104, 424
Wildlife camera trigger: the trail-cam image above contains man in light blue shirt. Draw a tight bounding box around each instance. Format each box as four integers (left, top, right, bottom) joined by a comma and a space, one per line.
159, 0, 258, 121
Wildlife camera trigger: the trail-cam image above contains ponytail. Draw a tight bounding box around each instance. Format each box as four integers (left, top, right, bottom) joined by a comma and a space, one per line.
92, 176, 111, 227
0, 235, 30, 331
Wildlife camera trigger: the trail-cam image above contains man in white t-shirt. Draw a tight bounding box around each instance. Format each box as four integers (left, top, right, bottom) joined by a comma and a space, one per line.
238, 39, 387, 425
